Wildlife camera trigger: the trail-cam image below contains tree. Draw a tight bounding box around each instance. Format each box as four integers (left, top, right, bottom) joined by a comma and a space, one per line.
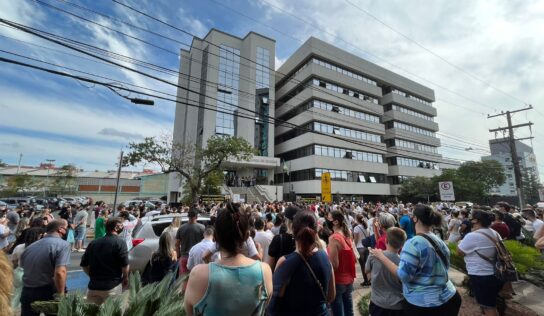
124, 135, 255, 203
7, 174, 36, 194
398, 176, 435, 202
0, 159, 6, 167
521, 167, 542, 204
50, 165, 77, 195
398, 161, 506, 203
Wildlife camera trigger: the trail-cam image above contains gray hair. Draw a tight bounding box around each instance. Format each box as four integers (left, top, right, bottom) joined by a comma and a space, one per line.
379, 213, 397, 229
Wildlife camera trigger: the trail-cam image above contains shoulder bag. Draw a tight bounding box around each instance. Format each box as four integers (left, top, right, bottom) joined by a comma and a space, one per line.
417, 233, 449, 278
474, 230, 518, 283
295, 252, 330, 307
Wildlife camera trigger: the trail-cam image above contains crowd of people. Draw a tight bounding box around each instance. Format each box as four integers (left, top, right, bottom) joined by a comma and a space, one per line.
1, 198, 544, 316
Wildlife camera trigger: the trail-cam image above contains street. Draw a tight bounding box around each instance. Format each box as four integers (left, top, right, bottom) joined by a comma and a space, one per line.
66, 251, 88, 293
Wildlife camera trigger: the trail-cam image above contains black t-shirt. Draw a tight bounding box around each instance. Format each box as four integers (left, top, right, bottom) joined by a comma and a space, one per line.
175, 222, 205, 256
268, 233, 296, 259
80, 234, 129, 290
503, 213, 521, 240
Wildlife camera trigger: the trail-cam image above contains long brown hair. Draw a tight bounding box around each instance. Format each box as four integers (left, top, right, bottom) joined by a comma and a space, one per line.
331, 210, 351, 238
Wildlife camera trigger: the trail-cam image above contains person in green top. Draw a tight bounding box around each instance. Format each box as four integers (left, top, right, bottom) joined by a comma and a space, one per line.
94, 209, 109, 239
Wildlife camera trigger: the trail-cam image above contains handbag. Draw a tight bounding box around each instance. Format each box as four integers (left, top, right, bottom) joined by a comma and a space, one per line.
295, 252, 330, 307
474, 231, 518, 283
417, 233, 449, 278
67, 228, 75, 244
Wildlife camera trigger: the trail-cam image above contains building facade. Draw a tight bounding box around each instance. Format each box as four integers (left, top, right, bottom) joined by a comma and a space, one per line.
482, 138, 540, 196
169, 29, 280, 201
274, 37, 442, 201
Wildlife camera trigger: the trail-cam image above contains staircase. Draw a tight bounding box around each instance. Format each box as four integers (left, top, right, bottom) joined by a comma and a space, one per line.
227, 186, 269, 203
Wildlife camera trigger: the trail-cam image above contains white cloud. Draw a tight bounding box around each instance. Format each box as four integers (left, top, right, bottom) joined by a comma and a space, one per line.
98, 128, 144, 140
274, 55, 286, 70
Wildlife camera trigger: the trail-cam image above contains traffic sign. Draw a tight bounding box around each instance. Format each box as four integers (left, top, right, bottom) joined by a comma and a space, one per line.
439, 181, 455, 201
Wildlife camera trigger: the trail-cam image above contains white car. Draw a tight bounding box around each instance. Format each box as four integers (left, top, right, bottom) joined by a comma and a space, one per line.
128, 214, 211, 273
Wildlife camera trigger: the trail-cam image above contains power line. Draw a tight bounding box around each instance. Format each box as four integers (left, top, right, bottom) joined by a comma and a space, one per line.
212, 0, 500, 113
344, 0, 529, 106
1, 53, 481, 167
27, 0, 495, 147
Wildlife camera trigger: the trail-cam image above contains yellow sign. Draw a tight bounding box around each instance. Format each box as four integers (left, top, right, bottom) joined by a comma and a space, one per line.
321, 172, 332, 202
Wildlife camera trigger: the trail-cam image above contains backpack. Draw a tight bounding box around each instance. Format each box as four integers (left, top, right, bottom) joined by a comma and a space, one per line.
474, 231, 518, 283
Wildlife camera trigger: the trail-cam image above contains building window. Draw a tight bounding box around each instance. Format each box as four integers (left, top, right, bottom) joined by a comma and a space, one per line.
388, 121, 436, 137
313, 122, 381, 143
255, 47, 270, 89
216, 45, 240, 136
390, 104, 434, 121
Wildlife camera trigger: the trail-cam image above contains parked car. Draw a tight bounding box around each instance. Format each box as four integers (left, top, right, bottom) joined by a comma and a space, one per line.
128, 214, 211, 273
0, 198, 19, 210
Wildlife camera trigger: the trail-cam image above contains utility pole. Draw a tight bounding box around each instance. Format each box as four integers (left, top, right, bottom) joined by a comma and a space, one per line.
16, 153, 23, 174
112, 150, 124, 215
45, 159, 55, 197
488, 105, 533, 208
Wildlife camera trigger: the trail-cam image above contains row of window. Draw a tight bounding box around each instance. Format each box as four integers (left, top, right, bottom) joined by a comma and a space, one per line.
312, 100, 380, 123
315, 145, 383, 162
311, 58, 377, 86
255, 47, 270, 89
276, 168, 386, 183
390, 157, 439, 169
314, 122, 381, 143
215, 45, 241, 136
311, 79, 379, 104
391, 104, 434, 121
390, 139, 438, 154
391, 88, 432, 107
277, 144, 384, 163
390, 121, 436, 137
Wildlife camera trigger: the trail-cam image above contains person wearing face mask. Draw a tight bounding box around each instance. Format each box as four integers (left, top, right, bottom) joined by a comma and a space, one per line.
80, 217, 129, 305
19, 219, 71, 316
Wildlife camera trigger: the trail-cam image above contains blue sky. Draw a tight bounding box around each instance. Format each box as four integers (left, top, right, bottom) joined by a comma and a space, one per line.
1, 0, 544, 175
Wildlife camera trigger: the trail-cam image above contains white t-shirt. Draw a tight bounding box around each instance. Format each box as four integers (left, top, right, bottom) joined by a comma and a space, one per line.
533, 219, 544, 234
458, 228, 501, 276
11, 243, 26, 266
254, 230, 274, 262
353, 224, 368, 248
0, 224, 9, 250
368, 218, 376, 236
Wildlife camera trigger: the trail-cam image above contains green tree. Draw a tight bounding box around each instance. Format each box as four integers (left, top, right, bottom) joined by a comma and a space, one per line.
398, 176, 435, 202
124, 135, 255, 203
521, 167, 542, 204
7, 174, 36, 194
50, 165, 77, 195
398, 161, 506, 203
0, 159, 6, 167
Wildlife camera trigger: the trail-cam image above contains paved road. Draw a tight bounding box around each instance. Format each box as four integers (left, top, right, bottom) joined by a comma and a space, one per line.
67, 250, 88, 293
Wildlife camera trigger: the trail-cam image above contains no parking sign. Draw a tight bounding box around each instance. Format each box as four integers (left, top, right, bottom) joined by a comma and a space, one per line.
439, 181, 455, 201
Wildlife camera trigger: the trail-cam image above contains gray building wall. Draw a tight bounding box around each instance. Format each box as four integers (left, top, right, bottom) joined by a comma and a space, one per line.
482, 138, 540, 196
170, 29, 279, 201
275, 37, 443, 199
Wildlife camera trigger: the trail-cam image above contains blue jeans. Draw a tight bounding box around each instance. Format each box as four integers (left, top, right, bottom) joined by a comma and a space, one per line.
331, 283, 354, 316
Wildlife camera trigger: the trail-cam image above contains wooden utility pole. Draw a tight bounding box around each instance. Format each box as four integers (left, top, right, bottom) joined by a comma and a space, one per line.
488, 106, 533, 208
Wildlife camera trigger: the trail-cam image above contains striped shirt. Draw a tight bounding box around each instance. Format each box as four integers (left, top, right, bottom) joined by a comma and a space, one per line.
397, 233, 456, 307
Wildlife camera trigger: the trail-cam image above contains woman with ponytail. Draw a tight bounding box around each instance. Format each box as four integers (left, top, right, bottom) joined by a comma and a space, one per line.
328, 210, 356, 316
184, 203, 272, 316
268, 211, 335, 316
370, 205, 461, 316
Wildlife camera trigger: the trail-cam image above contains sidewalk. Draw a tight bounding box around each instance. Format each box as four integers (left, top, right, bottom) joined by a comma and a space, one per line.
353, 267, 544, 316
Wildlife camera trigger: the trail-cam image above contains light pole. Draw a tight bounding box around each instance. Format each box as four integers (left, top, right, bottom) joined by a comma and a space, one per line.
45, 159, 55, 197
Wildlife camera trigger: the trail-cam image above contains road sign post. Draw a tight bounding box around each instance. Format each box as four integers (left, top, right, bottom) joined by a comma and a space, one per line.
439, 181, 455, 201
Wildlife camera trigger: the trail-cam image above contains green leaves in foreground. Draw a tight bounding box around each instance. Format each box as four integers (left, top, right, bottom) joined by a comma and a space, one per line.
32, 272, 185, 316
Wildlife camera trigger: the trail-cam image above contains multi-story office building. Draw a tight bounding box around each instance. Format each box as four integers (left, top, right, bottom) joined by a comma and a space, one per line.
169, 29, 280, 201
275, 37, 442, 201
482, 138, 540, 196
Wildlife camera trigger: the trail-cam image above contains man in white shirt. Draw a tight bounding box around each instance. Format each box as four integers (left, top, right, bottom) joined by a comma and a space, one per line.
187, 227, 215, 270
523, 209, 544, 235
253, 218, 274, 262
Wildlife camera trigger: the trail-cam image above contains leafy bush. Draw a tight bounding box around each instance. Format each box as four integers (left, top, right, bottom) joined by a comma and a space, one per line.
447, 240, 544, 276
357, 292, 371, 316
503, 240, 544, 274
32, 272, 185, 316
447, 242, 467, 273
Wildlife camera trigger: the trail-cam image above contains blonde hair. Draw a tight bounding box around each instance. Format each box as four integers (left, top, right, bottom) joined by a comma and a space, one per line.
170, 217, 181, 229
0, 253, 13, 315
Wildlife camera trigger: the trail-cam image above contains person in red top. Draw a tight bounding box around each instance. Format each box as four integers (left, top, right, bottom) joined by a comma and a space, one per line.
374, 213, 397, 250
490, 210, 510, 240
328, 210, 356, 316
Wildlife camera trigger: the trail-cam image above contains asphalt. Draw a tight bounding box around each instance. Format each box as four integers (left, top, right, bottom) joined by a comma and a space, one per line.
66, 251, 88, 293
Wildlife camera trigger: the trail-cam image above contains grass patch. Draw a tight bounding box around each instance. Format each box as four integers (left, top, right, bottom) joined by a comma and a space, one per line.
357, 292, 371, 316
